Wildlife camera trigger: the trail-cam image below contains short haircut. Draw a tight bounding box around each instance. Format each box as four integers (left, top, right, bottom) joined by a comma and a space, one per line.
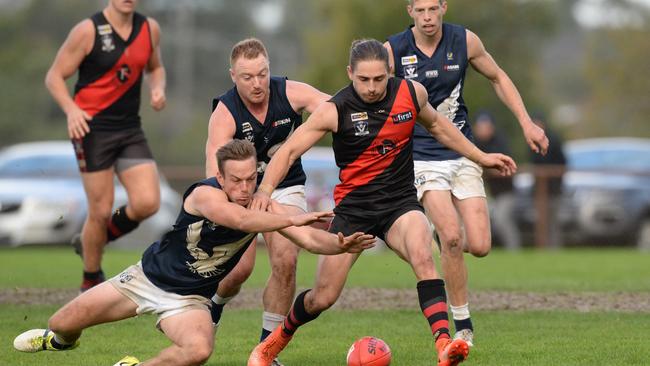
216, 139, 257, 175
349, 39, 389, 71
408, 0, 446, 6
230, 38, 268, 67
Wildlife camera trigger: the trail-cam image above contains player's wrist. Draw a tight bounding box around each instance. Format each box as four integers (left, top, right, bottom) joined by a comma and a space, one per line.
257, 183, 274, 196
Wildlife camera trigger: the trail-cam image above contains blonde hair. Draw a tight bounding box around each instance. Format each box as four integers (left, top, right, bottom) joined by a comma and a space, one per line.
230, 38, 268, 67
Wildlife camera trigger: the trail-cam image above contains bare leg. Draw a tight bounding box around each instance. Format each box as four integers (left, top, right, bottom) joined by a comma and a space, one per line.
79, 169, 115, 272
117, 162, 160, 221
142, 309, 214, 366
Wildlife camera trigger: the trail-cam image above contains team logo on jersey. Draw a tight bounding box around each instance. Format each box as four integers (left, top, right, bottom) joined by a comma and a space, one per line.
414, 174, 426, 187
116, 64, 131, 83
404, 65, 418, 79
447, 52, 454, 60
444, 64, 460, 71
401, 55, 418, 65
375, 139, 396, 155
354, 120, 369, 136
241, 122, 255, 142
98, 25, 115, 52
426, 70, 439, 78
351, 112, 368, 122
392, 111, 413, 124
272, 118, 291, 127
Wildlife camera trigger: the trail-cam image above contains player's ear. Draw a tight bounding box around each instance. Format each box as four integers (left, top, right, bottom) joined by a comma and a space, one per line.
347, 65, 353, 81
229, 68, 235, 83
216, 170, 225, 186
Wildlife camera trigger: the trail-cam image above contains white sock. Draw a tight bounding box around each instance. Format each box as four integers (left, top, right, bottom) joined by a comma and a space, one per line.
450, 303, 471, 320
211, 293, 235, 305
262, 311, 286, 332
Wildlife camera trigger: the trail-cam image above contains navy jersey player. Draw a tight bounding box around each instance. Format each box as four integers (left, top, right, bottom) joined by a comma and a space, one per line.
45, 0, 167, 292
205, 38, 330, 351
248, 40, 516, 366
13, 140, 375, 366
385, 0, 549, 346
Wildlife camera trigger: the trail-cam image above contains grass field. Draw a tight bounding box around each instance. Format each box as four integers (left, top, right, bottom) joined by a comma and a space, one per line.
1, 246, 649, 365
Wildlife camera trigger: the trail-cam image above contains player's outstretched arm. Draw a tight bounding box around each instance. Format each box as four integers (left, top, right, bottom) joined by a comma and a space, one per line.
251, 102, 339, 210
413, 81, 517, 176
185, 185, 332, 233
286, 80, 330, 114
466, 29, 548, 155
270, 201, 376, 255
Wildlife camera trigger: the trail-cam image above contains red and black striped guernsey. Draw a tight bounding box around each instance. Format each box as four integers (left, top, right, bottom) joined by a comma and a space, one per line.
329, 77, 420, 212
74, 12, 152, 131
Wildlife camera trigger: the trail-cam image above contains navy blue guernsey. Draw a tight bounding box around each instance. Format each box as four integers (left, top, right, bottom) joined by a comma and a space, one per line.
141, 178, 255, 298
212, 77, 306, 188
388, 23, 472, 161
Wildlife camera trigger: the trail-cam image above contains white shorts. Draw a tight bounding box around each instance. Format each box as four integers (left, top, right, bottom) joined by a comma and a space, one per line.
109, 262, 211, 328
414, 157, 486, 201
272, 185, 307, 212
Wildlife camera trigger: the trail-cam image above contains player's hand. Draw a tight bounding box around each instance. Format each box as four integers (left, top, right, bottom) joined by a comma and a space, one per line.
289, 211, 335, 227
66, 105, 91, 139
337, 232, 376, 253
250, 191, 272, 211
523, 121, 548, 155
150, 87, 166, 111
478, 153, 517, 176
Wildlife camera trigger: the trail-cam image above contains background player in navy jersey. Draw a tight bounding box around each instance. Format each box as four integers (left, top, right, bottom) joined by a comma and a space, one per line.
13, 140, 375, 366
45, 0, 167, 292
385, 0, 549, 346
248, 39, 516, 366
205, 38, 330, 358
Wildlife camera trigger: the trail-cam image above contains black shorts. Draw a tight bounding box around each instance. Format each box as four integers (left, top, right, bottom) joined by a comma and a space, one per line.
71, 127, 154, 173
328, 199, 424, 241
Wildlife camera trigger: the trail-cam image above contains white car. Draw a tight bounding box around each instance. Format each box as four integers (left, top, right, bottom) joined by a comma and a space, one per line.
0, 141, 181, 248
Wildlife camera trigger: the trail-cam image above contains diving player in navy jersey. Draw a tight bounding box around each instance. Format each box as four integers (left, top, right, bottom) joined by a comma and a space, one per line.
205, 38, 331, 355
248, 39, 516, 366
45, 0, 167, 292
13, 140, 375, 366
385, 0, 549, 346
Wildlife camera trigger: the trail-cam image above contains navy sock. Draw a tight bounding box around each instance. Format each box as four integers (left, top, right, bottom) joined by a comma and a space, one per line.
260, 328, 272, 342
83, 270, 104, 281
454, 318, 474, 332
210, 301, 225, 324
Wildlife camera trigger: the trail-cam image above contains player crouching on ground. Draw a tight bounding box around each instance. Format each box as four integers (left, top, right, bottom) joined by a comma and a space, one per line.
13, 140, 375, 366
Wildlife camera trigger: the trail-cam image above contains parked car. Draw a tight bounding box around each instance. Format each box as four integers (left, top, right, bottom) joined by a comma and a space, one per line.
514, 137, 650, 249
0, 141, 182, 247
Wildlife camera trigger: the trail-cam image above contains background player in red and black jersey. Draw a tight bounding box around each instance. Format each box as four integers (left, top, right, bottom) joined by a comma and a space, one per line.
44, 0, 166, 292
248, 39, 516, 366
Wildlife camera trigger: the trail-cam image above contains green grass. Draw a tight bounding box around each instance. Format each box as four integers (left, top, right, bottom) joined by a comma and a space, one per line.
3, 305, 649, 365
1, 246, 649, 291
2, 246, 650, 365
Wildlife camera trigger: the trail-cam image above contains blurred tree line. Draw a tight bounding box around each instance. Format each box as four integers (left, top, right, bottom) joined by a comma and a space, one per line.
0, 0, 648, 166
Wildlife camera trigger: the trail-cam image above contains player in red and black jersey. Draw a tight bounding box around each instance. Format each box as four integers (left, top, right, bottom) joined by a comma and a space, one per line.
248, 39, 516, 366
45, 0, 166, 292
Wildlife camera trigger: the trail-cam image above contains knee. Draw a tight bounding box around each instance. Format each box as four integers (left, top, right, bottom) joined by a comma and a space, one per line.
467, 236, 491, 258
305, 291, 337, 313
439, 230, 463, 255
129, 197, 160, 221
184, 341, 213, 365
270, 254, 298, 283
87, 205, 112, 223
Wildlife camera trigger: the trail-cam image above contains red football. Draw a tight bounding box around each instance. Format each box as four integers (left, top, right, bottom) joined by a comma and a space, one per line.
346, 336, 392, 366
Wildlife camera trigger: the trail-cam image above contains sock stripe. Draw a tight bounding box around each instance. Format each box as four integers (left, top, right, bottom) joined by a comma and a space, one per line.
431, 319, 449, 334
420, 296, 446, 310
423, 302, 448, 318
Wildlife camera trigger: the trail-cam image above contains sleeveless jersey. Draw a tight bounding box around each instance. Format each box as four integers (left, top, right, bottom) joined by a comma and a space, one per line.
329, 77, 420, 213
213, 77, 306, 188
141, 178, 255, 298
74, 12, 152, 131
388, 23, 472, 161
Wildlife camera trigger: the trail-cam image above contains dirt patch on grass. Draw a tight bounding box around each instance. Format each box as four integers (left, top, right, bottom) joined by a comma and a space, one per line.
2, 287, 649, 313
